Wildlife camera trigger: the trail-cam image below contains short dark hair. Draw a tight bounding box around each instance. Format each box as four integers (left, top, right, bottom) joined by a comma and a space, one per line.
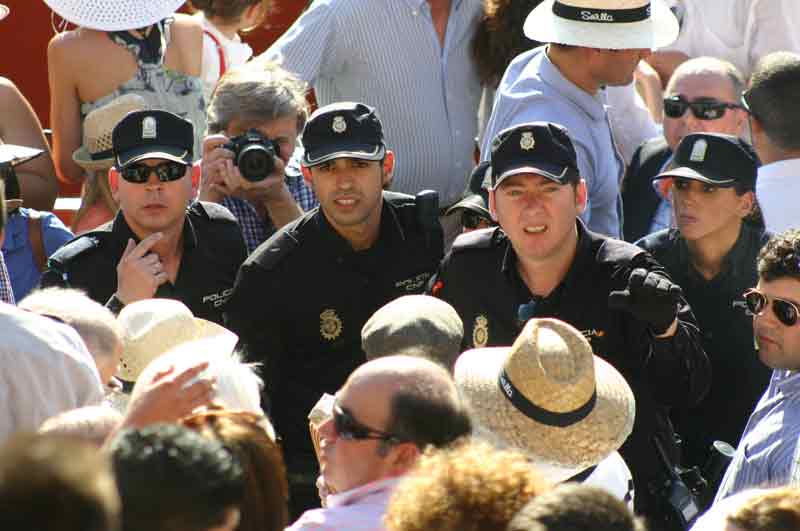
507, 483, 646, 531
111, 423, 244, 531
757, 229, 800, 283
747, 52, 800, 151
0, 433, 120, 531
384, 388, 472, 451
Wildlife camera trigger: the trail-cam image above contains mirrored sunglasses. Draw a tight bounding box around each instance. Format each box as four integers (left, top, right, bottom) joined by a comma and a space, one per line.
743, 289, 800, 327
663, 95, 743, 121
119, 161, 189, 183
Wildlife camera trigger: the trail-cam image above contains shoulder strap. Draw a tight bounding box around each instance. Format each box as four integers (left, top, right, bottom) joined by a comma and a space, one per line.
27, 212, 47, 273
203, 29, 226, 77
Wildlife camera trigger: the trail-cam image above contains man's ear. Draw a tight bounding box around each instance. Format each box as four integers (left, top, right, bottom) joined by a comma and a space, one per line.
301, 164, 313, 182
109, 167, 120, 202
382, 150, 395, 188
190, 162, 201, 196
575, 178, 588, 215
388, 442, 420, 476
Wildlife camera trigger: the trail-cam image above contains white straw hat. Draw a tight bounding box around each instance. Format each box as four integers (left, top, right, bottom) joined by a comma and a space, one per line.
455, 318, 635, 482
73, 94, 147, 172
0, 5, 9, 21
524, 0, 679, 50
116, 299, 238, 384
44, 0, 187, 32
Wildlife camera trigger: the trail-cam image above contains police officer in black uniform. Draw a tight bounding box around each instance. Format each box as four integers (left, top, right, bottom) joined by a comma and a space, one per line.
40, 110, 246, 324
430, 122, 710, 529
224, 101, 443, 518
637, 133, 771, 480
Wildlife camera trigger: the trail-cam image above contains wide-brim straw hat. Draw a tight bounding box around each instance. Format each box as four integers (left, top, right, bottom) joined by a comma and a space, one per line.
116, 298, 238, 384
455, 318, 635, 482
73, 94, 147, 172
524, 0, 679, 50
44, 0, 186, 32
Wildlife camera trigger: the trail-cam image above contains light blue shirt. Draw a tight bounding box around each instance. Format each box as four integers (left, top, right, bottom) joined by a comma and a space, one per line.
262, 0, 483, 206
714, 369, 800, 501
482, 46, 625, 238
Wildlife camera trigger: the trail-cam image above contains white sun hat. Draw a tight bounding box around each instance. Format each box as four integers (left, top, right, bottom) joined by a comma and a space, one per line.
0, 5, 9, 21
43, 0, 187, 32
523, 0, 679, 50
455, 318, 635, 483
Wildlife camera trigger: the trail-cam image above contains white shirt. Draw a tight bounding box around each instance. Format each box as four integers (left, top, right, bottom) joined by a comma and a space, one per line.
756, 158, 800, 234
661, 0, 800, 78
195, 12, 253, 103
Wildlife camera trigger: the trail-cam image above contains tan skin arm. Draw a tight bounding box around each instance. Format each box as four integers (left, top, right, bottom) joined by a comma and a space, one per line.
47, 30, 86, 186
0, 78, 58, 210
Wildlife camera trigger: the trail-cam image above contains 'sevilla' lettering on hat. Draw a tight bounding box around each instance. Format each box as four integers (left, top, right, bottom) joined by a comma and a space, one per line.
500, 372, 515, 399
581, 11, 614, 22
552, 1, 652, 24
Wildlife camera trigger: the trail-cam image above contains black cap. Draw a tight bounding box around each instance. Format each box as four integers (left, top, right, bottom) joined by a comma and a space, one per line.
112, 110, 194, 169
302, 102, 386, 166
446, 161, 491, 218
490, 122, 580, 188
655, 133, 757, 189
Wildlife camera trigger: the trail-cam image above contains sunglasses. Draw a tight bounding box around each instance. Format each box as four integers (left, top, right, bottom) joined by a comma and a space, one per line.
461, 210, 493, 230
333, 403, 403, 443
663, 95, 744, 121
119, 161, 189, 183
743, 289, 800, 327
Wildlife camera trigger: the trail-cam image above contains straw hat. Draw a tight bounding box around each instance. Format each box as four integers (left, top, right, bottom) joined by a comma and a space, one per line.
455, 318, 635, 482
44, 0, 187, 32
0, 5, 9, 21
523, 0, 679, 50
116, 299, 238, 384
73, 94, 147, 172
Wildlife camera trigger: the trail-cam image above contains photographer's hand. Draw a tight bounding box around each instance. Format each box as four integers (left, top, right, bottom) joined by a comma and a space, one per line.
230, 156, 303, 229
199, 134, 236, 202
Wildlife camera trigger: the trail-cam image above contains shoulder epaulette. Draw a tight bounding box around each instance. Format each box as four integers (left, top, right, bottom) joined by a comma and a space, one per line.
451, 227, 499, 253
248, 225, 300, 271
192, 200, 239, 223
596, 236, 647, 266
47, 233, 106, 269
383, 190, 416, 206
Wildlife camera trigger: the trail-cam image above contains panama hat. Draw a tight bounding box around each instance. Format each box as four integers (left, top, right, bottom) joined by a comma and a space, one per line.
523, 0, 679, 50
455, 318, 635, 482
73, 94, 147, 172
44, 0, 186, 32
116, 299, 238, 385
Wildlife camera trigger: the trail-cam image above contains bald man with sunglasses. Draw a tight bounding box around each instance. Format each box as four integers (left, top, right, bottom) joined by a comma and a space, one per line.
41, 110, 247, 324
714, 228, 800, 501
622, 57, 748, 242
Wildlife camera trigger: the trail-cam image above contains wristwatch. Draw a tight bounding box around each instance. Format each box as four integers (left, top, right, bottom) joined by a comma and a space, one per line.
106, 293, 126, 314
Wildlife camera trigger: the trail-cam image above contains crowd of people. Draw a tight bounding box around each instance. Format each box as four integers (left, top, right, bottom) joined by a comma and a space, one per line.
3, 0, 800, 530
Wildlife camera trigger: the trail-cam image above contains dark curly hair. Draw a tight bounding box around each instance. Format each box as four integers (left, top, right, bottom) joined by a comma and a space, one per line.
757, 229, 800, 282
188, 0, 270, 29
471, 0, 545, 87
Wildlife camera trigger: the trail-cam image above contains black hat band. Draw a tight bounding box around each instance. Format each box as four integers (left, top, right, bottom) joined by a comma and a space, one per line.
553, 1, 651, 23
498, 369, 597, 427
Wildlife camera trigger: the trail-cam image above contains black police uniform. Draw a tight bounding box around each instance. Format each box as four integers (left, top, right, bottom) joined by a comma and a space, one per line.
40, 201, 247, 324
639, 223, 772, 469
430, 220, 711, 520
224, 191, 443, 513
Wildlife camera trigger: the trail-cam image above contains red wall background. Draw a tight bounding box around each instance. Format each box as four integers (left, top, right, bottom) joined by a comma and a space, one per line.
1, 1, 306, 131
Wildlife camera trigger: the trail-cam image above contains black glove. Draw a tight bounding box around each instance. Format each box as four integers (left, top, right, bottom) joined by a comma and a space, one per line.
608, 268, 682, 335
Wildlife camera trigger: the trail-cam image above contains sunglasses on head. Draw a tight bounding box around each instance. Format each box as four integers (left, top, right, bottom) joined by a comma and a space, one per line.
332, 402, 403, 443
743, 289, 800, 327
663, 95, 744, 121
119, 160, 189, 183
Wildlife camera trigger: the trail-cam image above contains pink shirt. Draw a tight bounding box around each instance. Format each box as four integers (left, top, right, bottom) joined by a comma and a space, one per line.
287, 477, 401, 531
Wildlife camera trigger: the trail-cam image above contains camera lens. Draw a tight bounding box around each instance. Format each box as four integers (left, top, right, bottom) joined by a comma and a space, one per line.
238, 144, 275, 182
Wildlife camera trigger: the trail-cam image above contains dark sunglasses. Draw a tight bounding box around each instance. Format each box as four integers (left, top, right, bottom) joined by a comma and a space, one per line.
461, 210, 492, 230
743, 289, 800, 327
119, 161, 189, 183
333, 403, 403, 443
663, 95, 744, 121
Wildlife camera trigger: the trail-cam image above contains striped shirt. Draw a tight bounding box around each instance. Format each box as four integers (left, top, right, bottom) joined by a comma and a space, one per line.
481, 46, 625, 238
714, 369, 800, 502
261, 0, 483, 207
0, 252, 14, 305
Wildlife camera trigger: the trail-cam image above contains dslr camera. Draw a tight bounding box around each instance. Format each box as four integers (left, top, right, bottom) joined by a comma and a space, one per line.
224, 129, 281, 182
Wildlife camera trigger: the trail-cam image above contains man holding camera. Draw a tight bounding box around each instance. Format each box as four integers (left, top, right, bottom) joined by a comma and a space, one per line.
200, 62, 317, 253
41, 110, 247, 324
224, 101, 444, 519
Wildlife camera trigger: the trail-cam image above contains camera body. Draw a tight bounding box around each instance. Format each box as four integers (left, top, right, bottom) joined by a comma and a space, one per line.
224, 129, 281, 182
